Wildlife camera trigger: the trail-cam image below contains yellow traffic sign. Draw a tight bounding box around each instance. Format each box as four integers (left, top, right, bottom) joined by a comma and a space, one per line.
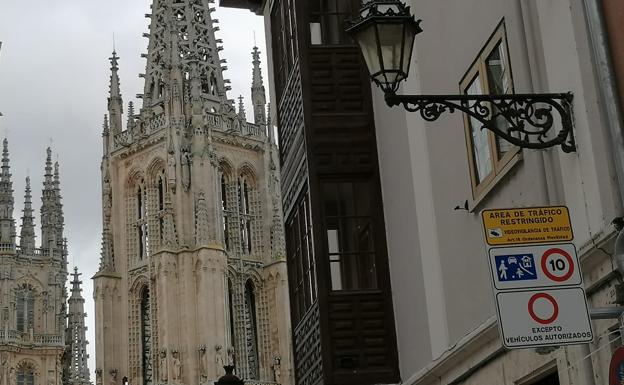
482, 206, 573, 246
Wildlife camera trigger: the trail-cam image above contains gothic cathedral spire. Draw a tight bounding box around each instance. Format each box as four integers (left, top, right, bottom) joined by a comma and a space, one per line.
141, 0, 230, 111
108, 51, 123, 136
40, 147, 64, 256
251, 46, 266, 125
66, 267, 92, 385
19, 176, 35, 251
0, 138, 16, 246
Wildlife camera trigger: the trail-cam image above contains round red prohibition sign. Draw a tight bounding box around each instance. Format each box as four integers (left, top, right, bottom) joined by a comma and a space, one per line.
528, 292, 559, 325
541, 247, 575, 282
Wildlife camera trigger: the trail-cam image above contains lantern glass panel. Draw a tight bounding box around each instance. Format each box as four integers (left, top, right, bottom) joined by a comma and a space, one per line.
402, 23, 416, 76
354, 23, 382, 76
378, 22, 404, 73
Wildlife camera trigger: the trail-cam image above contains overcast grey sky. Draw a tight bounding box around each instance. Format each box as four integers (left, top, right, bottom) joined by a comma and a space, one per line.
0, 0, 267, 377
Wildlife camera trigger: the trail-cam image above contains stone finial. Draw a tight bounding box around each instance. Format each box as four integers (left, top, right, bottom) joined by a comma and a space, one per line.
19, 176, 35, 251
251, 46, 266, 125
0, 138, 15, 246
67, 267, 92, 385
237, 96, 246, 120
108, 50, 124, 135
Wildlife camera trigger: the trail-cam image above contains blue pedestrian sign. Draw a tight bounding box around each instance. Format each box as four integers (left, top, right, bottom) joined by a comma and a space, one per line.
494, 254, 537, 282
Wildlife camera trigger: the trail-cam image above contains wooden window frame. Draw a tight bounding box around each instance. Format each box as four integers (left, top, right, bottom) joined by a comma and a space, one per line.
460, 21, 520, 200
286, 189, 317, 326
271, 0, 297, 101
321, 180, 379, 292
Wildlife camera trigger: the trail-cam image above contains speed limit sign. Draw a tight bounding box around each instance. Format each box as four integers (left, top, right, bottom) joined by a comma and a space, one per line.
541, 247, 575, 282
488, 243, 581, 290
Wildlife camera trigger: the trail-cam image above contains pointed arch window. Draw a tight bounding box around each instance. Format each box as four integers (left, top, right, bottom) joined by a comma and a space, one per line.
140, 287, 153, 385
239, 175, 253, 255
158, 172, 166, 243
244, 280, 259, 379
16, 363, 35, 385
137, 183, 149, 260
227, 279, 236, 354
221, 174, 230, 251
16, 286, 35, 333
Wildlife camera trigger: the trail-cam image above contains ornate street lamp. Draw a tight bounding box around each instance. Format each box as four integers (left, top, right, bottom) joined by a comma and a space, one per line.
347, 0, 576, 153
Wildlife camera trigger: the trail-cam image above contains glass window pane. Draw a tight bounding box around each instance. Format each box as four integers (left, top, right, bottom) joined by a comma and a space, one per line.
465, 76, 492, 184
323, 181, 378, 291
486, 41, 515, 159
338, 183, 354, 216
359, 253, 378, 289
322, 183, 338, 216
356, 219, 374, 252
330, 255, 343, 290
355, 182, 370, 216
486, 43, 509, 94
327, 229, 339, 254
379, 24, 404, 72
310, 22, 322, 45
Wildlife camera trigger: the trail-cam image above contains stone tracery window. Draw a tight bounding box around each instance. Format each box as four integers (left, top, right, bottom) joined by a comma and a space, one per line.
221, 174, 231, 251
227, 278, 236, 354
219, 163, 261, 256
16, 284, 35, 333
136, 182, 149, 260
157, 171, 166, 244
238, 174, 254, 255
140, 287, 153, 385
16, 362, 35, 385
244, 280, 259, 379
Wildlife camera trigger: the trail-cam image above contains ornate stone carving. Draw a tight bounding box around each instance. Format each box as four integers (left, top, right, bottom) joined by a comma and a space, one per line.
167, 150, 176, 193
272, 356, 281, 384
159, 350, 168, 383
96, 369, 103, 385
214, 345, 224, 378
109, 369, 117, 385
198, 346, 207, 380
171, 352, 181, 383
9, 367, 15, 385
180, 150, 191, 191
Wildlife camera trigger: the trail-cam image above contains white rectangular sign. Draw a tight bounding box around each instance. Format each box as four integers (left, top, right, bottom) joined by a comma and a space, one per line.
488, 243, 581, 290
496, 287, 593, 348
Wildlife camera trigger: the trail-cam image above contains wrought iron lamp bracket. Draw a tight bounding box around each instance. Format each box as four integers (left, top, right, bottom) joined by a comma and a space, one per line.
384, 92, 576, 153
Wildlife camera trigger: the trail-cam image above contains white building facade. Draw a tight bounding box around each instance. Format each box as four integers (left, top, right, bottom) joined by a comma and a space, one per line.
370, 0, 623, 384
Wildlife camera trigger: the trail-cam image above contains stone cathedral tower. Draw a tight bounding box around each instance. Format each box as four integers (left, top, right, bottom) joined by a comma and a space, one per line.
0, 140, 90, 385
93, 2, 292, 385
64, 268, 90, 385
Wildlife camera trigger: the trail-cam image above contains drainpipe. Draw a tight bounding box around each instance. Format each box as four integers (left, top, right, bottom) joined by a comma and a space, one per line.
583, 0, 624, 208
